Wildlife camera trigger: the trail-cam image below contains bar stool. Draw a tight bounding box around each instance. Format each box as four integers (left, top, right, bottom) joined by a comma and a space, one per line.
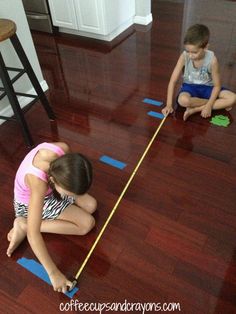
0, 19, 55, 147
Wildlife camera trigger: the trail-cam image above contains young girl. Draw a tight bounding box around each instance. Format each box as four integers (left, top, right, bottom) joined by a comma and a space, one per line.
162, 24, 236, 120
7, 142, 97, 293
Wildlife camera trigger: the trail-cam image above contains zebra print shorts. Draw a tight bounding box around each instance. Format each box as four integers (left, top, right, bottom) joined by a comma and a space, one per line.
14, 194, 75, 220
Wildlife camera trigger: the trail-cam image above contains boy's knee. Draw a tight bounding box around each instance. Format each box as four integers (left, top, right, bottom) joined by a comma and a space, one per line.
232, 93, 236, 105
223, 91, 236, 106
178, 94, 191, 107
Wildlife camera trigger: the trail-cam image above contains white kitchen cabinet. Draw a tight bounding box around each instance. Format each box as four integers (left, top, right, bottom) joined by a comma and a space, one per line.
74, 0, 105, 35
74, 0, 136, 35
48, 0, 78, 29
48, 0, 136, 41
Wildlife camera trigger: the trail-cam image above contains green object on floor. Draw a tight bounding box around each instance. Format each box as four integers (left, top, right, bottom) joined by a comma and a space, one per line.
210, 115, 230, 127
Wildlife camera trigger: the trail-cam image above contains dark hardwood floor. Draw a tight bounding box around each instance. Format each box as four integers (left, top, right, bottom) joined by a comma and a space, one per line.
1, 1, 236, 313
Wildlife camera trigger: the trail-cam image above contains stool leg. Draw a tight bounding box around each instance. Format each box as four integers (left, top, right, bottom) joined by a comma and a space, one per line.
10, 34, 55, 120
0, 52, 33, 147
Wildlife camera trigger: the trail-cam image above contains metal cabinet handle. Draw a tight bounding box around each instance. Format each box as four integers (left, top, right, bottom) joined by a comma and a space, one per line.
26, 13, 48, 20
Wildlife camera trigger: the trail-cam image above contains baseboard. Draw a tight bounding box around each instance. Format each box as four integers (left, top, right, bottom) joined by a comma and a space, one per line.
59, 17, 134, 42
0, 80, 49, 125
134, 13, 153, 25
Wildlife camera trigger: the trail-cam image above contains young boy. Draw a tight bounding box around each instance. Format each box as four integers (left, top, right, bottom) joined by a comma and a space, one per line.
162, 24, 236, 120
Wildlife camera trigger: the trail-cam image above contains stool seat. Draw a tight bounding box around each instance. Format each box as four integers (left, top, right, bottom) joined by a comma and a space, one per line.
0, 19, 16, 42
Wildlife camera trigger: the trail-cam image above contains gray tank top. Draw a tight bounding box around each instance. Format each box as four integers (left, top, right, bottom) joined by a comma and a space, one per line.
183, 50, 214, 86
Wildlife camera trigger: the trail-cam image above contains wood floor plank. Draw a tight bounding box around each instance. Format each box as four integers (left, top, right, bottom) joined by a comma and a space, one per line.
0, 291, 32, 314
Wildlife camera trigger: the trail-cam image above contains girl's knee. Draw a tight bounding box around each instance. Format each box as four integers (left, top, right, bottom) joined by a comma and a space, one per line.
89, 215, 95, 231
86, 197, 97, 214
75, 194, 97, 214
80, 215, 95, 235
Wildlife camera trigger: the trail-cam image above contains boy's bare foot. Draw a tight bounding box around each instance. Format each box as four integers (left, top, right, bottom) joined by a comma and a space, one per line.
7, 217, 27, 257
183, 108, 195, 121
226, 106, 232, 111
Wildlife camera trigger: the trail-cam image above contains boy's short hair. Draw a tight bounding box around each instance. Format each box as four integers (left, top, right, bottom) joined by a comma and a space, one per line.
184, 24, 210, 48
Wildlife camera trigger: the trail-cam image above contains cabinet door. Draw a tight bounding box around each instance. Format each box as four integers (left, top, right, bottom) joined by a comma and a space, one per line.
48, 0, 78, 29
73, 0, 105, 34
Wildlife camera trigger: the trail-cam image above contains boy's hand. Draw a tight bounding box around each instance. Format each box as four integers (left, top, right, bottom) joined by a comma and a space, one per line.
49, 269, 73, 293
162, 105, 174, 116
201, 105, 212, 118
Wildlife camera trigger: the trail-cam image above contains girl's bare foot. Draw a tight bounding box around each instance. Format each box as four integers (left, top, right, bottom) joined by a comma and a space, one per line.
7, 228, 14, 242
6, 217, 27, 257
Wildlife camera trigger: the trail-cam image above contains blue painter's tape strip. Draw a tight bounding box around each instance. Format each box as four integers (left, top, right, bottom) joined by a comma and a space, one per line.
17, 257, 79, 298
147, 111, 164, 119
100, 155, 127, 170
143, 98, 163, 107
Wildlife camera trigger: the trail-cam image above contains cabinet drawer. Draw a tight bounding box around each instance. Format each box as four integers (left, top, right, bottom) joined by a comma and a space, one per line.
26, 13, 53, 33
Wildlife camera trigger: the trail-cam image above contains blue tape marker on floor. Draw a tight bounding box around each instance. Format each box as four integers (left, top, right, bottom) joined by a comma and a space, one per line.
17, 257, 79, 298
143, 98, 163, 107
147, 111, 164, 119
100, 155, 127, 169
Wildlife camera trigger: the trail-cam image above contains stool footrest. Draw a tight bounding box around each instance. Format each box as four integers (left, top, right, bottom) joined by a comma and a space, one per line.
0, 90, 37, 101
0, 67, 26, 100
0, 90, 37, 97
0, 95, 40, 121
10, 69, 26, 84
5, 67, 26, 85
5, 66, 23, 72
0, 32, 55, 147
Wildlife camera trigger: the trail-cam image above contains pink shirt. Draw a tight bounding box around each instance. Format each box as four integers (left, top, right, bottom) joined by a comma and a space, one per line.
14, 142, 65, 204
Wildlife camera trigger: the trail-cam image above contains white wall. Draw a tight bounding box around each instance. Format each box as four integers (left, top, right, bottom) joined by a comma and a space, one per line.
104, 0, 135, 34
134, 0, 152, 25
0, 0, 48, 123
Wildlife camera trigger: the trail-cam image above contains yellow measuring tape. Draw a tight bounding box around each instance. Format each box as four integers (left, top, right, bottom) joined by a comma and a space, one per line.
70, 115, 167, 289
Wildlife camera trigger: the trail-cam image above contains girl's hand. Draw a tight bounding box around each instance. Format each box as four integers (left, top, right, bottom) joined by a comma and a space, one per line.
162, 105, 174, 116
201, 105, 212, 118
49, 269, 73, 293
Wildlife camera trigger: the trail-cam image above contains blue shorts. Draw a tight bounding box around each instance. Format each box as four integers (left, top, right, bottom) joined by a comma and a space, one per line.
178, 83, 227, 100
